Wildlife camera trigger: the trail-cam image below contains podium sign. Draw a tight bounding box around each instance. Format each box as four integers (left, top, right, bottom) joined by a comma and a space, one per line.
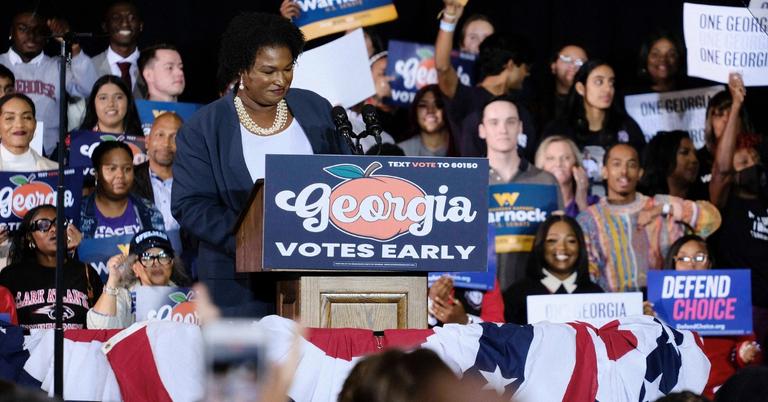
263, 155, 488, 271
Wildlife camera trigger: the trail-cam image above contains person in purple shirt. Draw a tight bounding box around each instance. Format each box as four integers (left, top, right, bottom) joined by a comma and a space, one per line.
534, 135, 597, 217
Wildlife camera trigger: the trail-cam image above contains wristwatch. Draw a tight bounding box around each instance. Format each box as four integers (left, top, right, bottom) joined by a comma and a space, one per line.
104, 286, 119, 296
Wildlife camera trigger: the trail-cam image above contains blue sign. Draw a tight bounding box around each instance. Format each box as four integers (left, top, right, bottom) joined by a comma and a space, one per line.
386, 40, 476, 107
429, 225, 497, 290
264, 155, 488, 271
488, 183, 559, 253
0, 168, 84, 231
69, 130, 147, 177
293, 0, 398, 41
135, 100, 201, 135
78, 235, 133, 283
647, 269, 752, 336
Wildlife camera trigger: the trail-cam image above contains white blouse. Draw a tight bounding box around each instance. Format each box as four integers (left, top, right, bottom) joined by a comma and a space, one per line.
239, 118, 314, 182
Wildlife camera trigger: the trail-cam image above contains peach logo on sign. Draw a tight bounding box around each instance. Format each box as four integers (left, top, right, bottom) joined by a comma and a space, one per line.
146, 290, 199, 325
0, 174, 74, 219
274, 161, 477, 241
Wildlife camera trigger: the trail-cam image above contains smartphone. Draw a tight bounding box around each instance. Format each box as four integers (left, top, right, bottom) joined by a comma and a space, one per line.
203, 320, 268, 402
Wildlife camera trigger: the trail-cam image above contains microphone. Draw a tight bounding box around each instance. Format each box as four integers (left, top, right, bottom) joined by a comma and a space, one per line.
361, 104, 383, 150
331, 106, 362, 155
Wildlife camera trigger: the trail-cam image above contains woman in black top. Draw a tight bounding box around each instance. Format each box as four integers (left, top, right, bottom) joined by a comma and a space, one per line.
543, 60, 645, 197
503, 214, 603, 325
0, 205, 100, 329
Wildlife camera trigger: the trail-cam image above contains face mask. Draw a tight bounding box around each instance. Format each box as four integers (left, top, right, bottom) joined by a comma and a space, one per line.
736, 164, 767, 196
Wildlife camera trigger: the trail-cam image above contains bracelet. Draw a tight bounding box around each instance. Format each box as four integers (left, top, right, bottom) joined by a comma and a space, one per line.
440, 20, 457, 32
661, 203, 671, 217
104, 286, 119, 296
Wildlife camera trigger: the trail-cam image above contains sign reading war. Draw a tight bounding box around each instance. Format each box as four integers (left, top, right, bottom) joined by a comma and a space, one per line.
647, 269, 752, 336
263, 155, 488, 271
489, 183, 559, 253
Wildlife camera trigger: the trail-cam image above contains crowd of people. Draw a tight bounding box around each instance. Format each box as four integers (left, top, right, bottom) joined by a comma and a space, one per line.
0, 0, 766, 400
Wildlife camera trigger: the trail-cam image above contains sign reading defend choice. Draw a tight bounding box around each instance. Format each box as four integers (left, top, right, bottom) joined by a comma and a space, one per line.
647, 270, 752, 336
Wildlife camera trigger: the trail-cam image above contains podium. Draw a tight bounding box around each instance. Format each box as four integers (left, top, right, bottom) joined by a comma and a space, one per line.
235, 180, 427, 330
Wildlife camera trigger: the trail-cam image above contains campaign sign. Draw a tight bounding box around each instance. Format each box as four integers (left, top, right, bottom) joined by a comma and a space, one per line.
69, 130, 147, 177
0, 168, 84, 232
428, 225, 497, 290
134, 286, 199, 325
624, 85, 724, 149
77, 235, 132, 282
135, 100, 201, 135
647, 269, 752, 336
264, 155, 488, 271
527, 292, 644, 325
683, 3, 768, 86
293, 0, 398, 41
386, 40, 476, 106
488, 183, 559, 253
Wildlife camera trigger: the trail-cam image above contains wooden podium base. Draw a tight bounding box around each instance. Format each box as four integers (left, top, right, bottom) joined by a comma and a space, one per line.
276, 274, 427, 330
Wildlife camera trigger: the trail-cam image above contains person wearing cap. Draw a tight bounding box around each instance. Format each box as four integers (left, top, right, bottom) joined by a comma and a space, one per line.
87, 229, 189, 329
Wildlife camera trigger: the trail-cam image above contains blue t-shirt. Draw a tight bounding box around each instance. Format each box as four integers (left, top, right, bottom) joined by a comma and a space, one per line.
93, 199, 143, 239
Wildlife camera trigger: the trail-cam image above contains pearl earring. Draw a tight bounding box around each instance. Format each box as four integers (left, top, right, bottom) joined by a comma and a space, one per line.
239, 79, 244, 91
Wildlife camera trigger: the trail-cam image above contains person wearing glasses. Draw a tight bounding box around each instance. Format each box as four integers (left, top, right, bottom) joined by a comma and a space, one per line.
532, 45, 589, 131
0, 205, 94, 330
661, 235, 763, 399
87, 229, 189, 329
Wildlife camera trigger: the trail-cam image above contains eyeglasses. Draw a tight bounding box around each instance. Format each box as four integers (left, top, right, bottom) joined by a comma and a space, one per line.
31, 218, 69, 233
674, 253, 708, 264
139, 251, 173, 267
558, 54, 585, 67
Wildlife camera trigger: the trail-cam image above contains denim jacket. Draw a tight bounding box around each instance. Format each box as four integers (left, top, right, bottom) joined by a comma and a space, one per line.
78, 193, 165, 239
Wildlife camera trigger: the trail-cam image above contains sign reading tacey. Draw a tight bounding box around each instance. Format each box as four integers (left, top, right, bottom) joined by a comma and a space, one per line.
647, 269, 752, 336
683, 3, 768, 86
527, 292, 643, 325
263, 155, 488, 271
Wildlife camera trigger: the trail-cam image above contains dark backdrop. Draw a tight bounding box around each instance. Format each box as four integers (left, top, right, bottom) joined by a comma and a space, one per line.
1, 0, 764, 130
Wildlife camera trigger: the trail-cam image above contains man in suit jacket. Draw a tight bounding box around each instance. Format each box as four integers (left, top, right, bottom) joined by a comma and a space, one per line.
90, 1, 144, 100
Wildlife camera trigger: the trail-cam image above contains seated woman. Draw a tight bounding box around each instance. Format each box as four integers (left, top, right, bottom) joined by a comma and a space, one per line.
0, 205, 96, 330
397, 85, 456, 157
503, 214, 603, 325
79, 75, 143, 136
0, 93, 58, 268
663, 235, 762, 399
534, 135, 596, 217
87, 229, 189, 329
79, 141, 164, 241
640, 130, 706, 200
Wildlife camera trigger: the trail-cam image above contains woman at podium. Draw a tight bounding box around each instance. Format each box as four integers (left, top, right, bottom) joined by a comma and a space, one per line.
171, 12, 349, 317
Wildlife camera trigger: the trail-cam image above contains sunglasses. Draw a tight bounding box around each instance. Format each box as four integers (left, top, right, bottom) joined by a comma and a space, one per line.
139, 251, 173, 267
558, 54, 585, 67
31, 218, 69, 233
674, 253, 708, 264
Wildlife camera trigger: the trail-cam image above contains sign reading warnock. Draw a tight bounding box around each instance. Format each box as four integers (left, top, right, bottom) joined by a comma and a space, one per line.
264, 155, 488, 271
0, 169, 83, 231
488, 183, 559, 253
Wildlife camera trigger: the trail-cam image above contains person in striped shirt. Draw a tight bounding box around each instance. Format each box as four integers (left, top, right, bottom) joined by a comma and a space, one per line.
576, 143, 721, 292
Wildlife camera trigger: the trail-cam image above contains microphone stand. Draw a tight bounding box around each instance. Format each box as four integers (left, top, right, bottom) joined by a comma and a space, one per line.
53, 31, 92, 399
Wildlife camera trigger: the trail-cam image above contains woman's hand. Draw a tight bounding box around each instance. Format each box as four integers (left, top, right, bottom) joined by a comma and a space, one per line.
280, 0, 301, 20
738, 340, 761, 365
430, 295, 468, 324
66, 223, 82, 252
572, 165, 590, 211
442, 0, 466, 22
105, 254, 127, 288
429, 275, 453, 302
728, 72, 746, 108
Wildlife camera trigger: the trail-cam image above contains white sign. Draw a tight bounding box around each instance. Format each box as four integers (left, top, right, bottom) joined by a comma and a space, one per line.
526, 292, 644, 325
291, 28, 376, 108
31, 122, 43, 156
624, 85, 724, 149
683, 3, 768, 86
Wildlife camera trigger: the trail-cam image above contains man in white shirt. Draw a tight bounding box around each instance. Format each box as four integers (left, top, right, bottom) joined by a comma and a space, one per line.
0, 11, 97, 155
138, 44, 185, 102
90, 1, 144, 99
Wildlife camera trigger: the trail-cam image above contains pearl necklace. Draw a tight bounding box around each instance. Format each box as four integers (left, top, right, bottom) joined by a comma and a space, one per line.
234, 95, 288, 136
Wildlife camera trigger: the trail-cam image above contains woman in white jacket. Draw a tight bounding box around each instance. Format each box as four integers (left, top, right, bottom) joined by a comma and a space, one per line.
87, 229, 189, 329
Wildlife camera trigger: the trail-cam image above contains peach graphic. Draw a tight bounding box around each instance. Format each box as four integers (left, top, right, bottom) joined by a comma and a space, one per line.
168, 290, 199, 325
324, 162, 426, 241
8, 174, 54, 218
